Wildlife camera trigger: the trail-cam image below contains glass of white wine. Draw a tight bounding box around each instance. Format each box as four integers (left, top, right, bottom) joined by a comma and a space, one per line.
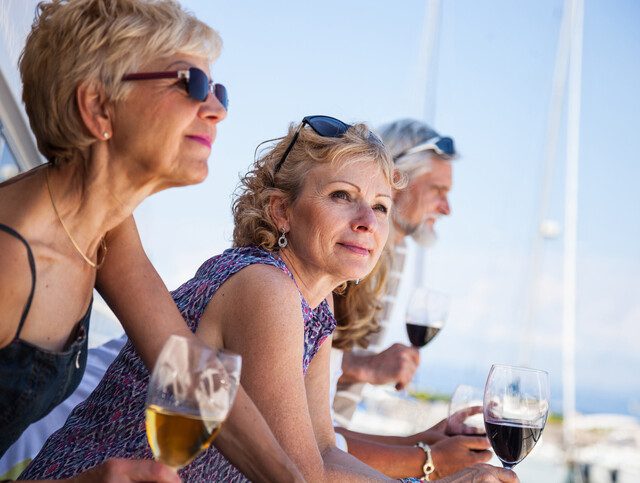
146, 335, 241, 470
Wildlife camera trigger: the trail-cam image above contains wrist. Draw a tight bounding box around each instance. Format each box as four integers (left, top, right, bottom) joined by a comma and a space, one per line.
415, 442, 436, 481
341, 351, 374, 383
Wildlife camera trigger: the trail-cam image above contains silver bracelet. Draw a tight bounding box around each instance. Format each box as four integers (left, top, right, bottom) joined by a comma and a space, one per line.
415, 442, 435, 481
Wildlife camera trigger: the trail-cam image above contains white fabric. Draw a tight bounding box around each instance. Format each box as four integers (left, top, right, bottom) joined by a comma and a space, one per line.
374, 238, 419, 351
329, 348, 344, 421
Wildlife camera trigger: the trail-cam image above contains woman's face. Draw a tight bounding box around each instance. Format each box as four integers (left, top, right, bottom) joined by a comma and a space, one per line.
286, 158, 392, 284
109, 53, 226, 190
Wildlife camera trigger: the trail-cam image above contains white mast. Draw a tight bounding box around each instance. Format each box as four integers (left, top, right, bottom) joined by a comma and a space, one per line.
562, 0, 584, 451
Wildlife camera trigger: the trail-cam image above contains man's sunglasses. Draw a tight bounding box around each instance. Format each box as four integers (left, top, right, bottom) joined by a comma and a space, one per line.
274, 115, 380, 174
121, 67, 228, 109
393, 136, 456, 161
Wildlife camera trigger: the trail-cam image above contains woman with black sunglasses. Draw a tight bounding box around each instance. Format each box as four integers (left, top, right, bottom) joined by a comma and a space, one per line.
21, 116, 517, 483
0, 1, 303, 482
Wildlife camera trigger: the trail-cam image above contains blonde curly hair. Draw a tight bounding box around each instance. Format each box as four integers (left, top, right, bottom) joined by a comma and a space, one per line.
232, 120, 401, 251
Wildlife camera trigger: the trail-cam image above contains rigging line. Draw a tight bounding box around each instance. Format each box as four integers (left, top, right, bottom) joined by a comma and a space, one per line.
519, 0, 573, 367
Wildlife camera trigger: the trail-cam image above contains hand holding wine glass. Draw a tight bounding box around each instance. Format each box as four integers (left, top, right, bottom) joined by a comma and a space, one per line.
483, 364, 549, 470
447, 384, 486, 435
405, 287, 449, 348
145, 335, 241, 470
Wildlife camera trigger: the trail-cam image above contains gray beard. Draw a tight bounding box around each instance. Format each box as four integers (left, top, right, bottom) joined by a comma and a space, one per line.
393, 214, 438, 248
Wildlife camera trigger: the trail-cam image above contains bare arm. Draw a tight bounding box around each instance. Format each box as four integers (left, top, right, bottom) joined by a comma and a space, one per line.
95, 216, 193, 370
305, 340, 392, 480
198, 264, 392, 482
334, 429, 492, 479
96, 217, 303, 483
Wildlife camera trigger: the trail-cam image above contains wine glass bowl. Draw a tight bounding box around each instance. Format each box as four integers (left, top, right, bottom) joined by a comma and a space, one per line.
483, 364, 549, 470
145, 335, 241, 470
405, 287, 449, 348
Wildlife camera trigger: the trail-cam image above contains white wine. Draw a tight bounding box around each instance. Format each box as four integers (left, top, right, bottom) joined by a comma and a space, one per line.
145, 404, 222, 469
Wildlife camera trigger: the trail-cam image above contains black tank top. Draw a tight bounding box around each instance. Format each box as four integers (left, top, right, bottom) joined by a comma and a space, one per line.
0, 224, 91, 456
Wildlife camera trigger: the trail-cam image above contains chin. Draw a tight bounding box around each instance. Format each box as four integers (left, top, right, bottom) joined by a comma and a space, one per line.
181, 161, 209, 186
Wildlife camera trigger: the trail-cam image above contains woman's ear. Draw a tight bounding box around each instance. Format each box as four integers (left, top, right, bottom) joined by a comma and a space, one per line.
76, 80, 112, 141
269, 192, 290, 232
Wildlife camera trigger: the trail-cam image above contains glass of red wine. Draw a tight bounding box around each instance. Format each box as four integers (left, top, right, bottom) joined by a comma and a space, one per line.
405, 287, 449, 349
483, 364, 549, 470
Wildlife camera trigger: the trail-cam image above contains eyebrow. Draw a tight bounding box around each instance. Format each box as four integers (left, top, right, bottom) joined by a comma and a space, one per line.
326, 180, 392, 199
430, 184, 451, 191
165, 60, 195, 70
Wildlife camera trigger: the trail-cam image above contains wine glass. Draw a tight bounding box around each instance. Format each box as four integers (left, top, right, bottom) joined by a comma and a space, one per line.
145, 335, 241, 470
447, 384, 485, 435
483, 364, 549, 470
405, 287, 449, 349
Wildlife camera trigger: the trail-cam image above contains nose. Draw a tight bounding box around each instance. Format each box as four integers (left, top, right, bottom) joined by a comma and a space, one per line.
199, 92, 227, 124
438, 194, 451, 216
352, 203, 378, 233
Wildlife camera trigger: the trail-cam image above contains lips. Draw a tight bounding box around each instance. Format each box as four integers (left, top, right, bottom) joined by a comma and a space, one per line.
186, 134, 212, 148
338, 243, 372, 257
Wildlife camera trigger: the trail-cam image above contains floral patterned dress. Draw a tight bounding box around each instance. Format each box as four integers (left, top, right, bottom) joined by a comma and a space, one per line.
20, 246, 336, 482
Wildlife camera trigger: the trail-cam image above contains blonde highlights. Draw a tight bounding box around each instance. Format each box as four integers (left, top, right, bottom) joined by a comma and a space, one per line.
332, 247, 392, 350
20, 0, 222, 164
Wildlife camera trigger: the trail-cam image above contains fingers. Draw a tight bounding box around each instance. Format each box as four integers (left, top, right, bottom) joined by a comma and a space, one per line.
99, 459, 181, 482
478, 463, 519, 482
458, 404, 483, 418
453, 435, 491, 451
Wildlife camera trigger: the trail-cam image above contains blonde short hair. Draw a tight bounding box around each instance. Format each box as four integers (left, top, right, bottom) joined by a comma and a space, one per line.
232, 121, 402, 251
20, 0, 222, 164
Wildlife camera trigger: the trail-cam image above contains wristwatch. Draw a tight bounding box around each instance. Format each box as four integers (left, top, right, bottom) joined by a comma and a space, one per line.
415, 441, 435, 481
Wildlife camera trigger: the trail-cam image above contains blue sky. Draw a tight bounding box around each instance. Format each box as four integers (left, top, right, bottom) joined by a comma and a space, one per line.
131, 0, 640, 415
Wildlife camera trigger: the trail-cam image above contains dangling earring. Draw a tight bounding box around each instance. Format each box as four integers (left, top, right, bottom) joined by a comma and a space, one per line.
278, 229, 288, 249
354, 279, 360, 285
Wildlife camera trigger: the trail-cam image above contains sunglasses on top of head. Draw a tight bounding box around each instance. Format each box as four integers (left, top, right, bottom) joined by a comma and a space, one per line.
393, 135, 456, 161
273, 115, 382, 174
121, 67, 228, 110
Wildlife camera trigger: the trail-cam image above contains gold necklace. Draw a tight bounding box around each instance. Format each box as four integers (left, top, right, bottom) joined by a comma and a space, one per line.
46, 168, 107, 269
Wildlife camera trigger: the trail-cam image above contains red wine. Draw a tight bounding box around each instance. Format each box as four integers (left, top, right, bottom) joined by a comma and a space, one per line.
406, 323, 441, 348
484, 420, 543, 467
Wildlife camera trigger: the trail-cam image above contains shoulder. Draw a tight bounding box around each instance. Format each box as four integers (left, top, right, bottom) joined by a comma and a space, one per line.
202, 253, 303, 337
218, 260, 301, 314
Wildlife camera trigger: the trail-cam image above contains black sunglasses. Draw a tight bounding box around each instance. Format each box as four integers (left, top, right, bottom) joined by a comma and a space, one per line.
121, 67, 228, 109
393, 136, 456, 161
273, 115, 355, 174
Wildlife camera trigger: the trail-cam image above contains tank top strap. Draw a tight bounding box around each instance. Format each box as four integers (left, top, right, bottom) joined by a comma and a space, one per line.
0, 224, 36, 338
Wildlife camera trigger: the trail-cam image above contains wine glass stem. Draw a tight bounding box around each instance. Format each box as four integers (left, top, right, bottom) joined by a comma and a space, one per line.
502, 463, 515, 470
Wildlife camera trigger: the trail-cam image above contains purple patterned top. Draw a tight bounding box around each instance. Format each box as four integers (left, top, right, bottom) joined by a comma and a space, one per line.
20, 246, 336, 482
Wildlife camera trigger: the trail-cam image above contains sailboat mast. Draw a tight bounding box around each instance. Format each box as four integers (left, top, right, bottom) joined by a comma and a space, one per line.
562, 0, 584, 451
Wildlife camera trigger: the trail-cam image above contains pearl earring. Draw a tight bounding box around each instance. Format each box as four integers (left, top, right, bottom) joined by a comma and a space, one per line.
103, 131, 110, 140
